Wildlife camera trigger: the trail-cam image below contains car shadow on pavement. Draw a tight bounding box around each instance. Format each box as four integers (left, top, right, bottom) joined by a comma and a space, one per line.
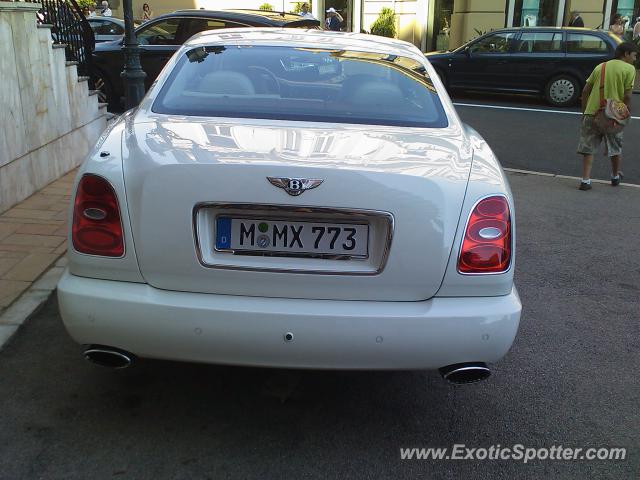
0, 295, 531, 479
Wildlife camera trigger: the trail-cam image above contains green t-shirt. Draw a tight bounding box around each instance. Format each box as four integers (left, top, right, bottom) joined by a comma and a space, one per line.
584, 59, 636, 115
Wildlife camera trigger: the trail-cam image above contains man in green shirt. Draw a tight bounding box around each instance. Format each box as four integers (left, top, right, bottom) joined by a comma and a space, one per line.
577, 42, 637, 190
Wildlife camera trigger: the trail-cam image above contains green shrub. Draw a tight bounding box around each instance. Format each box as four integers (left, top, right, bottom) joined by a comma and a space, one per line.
370, 7, 396, 38
74, 0, 96, 10
259, 3, 274, 11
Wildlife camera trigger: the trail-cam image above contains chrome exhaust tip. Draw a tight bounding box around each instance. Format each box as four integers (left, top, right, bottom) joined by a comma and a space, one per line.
83, 346, 134, 369
439, 362, 491, 384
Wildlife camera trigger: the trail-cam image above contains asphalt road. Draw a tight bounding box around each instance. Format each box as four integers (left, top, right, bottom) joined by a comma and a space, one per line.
453, 92, 640, 184
1, 172, 639, 479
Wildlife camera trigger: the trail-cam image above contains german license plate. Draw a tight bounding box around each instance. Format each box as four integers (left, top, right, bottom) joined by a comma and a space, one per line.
215, 217, 369, 257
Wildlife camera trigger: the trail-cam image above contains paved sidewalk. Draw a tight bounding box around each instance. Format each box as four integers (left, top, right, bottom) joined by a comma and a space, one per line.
0, 170, 76, 341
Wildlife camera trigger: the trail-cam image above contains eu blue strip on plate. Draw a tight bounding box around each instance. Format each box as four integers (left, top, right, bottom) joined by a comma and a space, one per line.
216, 217, 231, 249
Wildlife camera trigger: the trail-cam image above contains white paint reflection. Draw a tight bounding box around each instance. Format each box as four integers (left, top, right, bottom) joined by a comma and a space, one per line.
468, 133, 504, 185
140, 119, 473, 180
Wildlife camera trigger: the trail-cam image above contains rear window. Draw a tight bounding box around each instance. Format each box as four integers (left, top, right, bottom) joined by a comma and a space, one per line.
90, 20, 124, 35
152, 45, 448, 128
566, 33, 609, 53
515, 32, 563, 53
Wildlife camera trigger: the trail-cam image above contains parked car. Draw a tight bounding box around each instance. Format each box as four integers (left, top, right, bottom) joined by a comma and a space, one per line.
426, 27, 621, 107
58, 29, 521, 384
92, 9, 320, 109
87, 17, 135, 43
50, 18, 137, 70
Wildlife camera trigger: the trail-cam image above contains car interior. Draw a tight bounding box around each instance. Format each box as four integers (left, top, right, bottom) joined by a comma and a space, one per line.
516, 33, 562, 53
154, 46, 447, 127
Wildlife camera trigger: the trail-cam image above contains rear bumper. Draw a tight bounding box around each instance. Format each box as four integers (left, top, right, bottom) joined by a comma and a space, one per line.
57, 271, 521, 370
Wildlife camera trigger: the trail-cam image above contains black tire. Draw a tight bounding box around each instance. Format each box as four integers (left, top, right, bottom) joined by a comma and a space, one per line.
92, 70, 117, 112
545, 74, 580, 107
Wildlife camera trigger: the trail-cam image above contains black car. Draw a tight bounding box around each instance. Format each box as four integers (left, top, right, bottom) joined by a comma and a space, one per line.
92, 9, 320, 109
87, 17, 137, 43
426, 27, 621, 107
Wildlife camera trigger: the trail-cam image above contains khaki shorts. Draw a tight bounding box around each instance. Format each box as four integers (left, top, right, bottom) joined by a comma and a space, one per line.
577, 114, 624, 157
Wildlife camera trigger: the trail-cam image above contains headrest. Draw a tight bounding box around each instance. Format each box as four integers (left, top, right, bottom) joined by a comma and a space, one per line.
199, 71, 256, 95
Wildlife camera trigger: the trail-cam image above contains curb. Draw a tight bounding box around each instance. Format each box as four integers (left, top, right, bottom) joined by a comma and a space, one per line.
0, 255, 66, 352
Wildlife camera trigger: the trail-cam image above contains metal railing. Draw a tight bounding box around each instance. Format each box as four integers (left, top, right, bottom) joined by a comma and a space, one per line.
39, 0, 95, 86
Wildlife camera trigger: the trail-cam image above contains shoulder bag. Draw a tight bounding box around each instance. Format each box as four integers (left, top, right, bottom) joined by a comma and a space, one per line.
593, 62, 630, 134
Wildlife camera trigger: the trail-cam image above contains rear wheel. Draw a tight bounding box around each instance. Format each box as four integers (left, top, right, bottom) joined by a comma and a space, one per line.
92, 71, 116, 111
545, 75, 580, 107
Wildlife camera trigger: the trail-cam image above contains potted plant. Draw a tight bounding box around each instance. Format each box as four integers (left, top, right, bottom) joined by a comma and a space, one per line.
370, 7, 396, 38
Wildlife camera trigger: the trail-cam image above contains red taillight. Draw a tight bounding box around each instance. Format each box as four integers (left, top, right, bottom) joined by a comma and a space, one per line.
72, 174, 124, 257
457, 196, 511, 274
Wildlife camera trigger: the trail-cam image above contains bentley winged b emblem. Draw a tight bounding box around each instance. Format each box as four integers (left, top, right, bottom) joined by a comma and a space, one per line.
267, 177, 324, 196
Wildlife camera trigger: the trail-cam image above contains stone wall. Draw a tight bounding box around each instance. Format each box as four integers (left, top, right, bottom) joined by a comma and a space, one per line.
0, 1, 107, 214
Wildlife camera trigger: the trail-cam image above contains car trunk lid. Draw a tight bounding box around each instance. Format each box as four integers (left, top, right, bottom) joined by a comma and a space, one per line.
122, 116, 472, 301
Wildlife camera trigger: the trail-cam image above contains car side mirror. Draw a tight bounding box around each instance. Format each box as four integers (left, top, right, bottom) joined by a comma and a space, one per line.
464, 46, 471, 57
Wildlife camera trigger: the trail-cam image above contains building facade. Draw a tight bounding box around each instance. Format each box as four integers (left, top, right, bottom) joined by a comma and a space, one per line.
110, 0, 638, 51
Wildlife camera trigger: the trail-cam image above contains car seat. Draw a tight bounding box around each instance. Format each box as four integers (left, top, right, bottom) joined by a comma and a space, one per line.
349, 81, 404, 109
197, 71, 256, 95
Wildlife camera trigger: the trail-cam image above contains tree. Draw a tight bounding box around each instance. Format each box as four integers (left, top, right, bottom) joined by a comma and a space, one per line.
259, 3, 274, 11
370, 7, 396, 38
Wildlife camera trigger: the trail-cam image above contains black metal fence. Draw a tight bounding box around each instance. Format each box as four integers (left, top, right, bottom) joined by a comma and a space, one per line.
39, 0, 95, 86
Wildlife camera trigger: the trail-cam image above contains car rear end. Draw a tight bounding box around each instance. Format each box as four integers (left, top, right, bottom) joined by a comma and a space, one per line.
58, 30, 520, 381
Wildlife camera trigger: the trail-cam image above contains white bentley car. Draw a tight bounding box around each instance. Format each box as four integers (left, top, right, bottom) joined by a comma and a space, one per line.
58, 29, 521, 384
